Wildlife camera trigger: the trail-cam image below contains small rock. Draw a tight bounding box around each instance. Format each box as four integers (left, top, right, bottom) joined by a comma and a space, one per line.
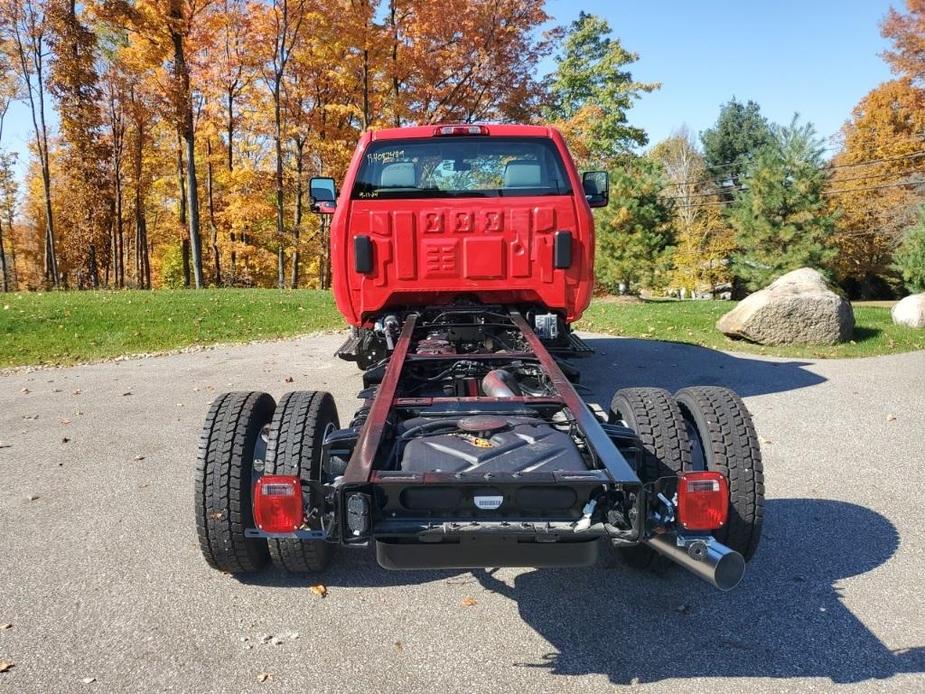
81, 677, 96, 684
394, 641, 403, 652
886, 414, 896, 422
0, 623, 11, 630
257, 673, 272, 683
133, 455, 145, 461
675, 604, 692, 615
270, 636, 284, 646
26, 494, 39, 502
121, 391, 132, 397
62, 437, 71, 444
20, 388, 29, 394
309, 584, 327, 598
0, 443, 11, 450
0, 660, 14, 673
284, 376, 294, 383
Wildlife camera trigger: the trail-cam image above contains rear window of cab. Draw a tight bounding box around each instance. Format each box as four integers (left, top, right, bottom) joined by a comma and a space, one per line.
351, 136, 573, 199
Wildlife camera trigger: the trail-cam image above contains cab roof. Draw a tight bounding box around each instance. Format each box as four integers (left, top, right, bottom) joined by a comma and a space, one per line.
369, 123, 558, 140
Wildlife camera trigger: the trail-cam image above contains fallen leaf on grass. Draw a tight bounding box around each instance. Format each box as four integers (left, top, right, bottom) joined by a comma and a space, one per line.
0, 661, 13, 673
309, 584, 327, 598
257, 673, 272, 683
461, 597, 477, 607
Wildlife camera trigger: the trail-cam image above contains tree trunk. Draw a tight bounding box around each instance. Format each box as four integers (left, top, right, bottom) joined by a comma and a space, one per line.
176, 132, 190, 288
390, 0, 400, 127
132, 105, 150, 289
226, 88, 237, 272
0, 216, 8, 292
207, 138, 221, 285
170, 11, 204, 289
290, 138, 304, 289
273, 76, 285, 289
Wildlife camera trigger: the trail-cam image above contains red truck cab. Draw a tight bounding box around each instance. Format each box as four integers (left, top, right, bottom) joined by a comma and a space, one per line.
314, 124, 608, 327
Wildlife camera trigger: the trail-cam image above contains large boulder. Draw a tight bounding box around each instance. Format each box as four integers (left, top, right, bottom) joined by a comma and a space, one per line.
891, 293, 925, 328
717, 268, 854, 345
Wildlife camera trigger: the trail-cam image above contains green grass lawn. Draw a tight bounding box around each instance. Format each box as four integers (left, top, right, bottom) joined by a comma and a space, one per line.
0, 289, 343, 368
578, 298, 925, 359
1, 290, 922, 368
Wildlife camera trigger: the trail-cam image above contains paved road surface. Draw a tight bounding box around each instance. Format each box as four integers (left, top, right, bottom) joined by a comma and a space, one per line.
1, 334, 924, 693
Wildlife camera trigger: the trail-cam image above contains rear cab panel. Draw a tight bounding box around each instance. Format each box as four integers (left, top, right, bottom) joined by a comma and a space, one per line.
331, 125, 595, 326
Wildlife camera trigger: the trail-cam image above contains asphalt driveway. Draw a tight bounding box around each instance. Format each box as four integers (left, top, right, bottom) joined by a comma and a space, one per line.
1, 333, 923, 693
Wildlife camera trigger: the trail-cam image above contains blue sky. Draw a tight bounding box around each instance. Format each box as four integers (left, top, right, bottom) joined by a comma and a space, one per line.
539, 0, 897, 151
0, 0, 900, 184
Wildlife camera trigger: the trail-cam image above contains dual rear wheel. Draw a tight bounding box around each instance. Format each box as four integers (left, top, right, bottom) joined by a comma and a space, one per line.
195, 390, 339, 575
608, 386, 764, 565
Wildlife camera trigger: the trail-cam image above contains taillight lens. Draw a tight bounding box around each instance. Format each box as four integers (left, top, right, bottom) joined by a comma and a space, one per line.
433, 125, 489, 136
677, 471, 729, 531
253, 475, 303, 534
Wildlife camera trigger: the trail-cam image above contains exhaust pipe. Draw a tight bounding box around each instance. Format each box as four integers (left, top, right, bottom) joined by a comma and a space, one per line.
645, 533, 745, 591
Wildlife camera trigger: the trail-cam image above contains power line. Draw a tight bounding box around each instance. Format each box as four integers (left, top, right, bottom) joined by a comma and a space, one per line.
661, 160, 925, 202
665, 176, 925, 212
656, 150, 925, 200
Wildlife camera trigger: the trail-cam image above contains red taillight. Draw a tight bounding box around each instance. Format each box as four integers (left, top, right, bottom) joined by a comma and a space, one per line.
253, 475, 303, 534
677, 471, 729, 531
433, 124, 489, 136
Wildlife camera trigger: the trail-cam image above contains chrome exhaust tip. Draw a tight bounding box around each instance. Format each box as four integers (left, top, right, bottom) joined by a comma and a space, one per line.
645, 533, 745, 591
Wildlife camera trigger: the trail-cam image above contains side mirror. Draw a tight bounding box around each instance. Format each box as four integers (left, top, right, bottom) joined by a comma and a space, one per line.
310, 176, 337, 214
582, 171, 609, 208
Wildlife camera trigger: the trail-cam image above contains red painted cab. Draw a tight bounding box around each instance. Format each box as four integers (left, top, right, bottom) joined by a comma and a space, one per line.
324, 124, 601, 327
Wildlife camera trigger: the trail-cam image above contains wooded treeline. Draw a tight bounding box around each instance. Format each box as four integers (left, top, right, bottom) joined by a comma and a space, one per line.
1, 1, 924, 298
0, 0, 557, 291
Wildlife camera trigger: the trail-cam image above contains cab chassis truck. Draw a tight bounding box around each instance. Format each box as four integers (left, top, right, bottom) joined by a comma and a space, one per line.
195, 125, 763, 590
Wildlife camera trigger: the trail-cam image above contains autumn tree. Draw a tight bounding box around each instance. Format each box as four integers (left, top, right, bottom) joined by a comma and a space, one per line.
0, 43, 16, 291
828, 79, 925, 291
257, 0, 308, 288
48, 0, 112, 289
729, 117, 837, 290
0, 151, 16, 291
701, 98, 774, 193
544, 12, 657, 165
1, 0, 59, 287
881, 0, 925, 85
649, 129, 734, 295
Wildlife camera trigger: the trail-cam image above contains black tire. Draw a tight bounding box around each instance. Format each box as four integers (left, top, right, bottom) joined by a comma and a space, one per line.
195, 391, 274, 573
265, 391, 339, 573
609, 387, 692, 483
675, 386, 764, 561
607, 388, 692, 568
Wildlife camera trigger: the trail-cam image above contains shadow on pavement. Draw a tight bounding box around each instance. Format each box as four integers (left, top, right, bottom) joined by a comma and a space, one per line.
471, 498, 923, 685
578, 337, 826, 400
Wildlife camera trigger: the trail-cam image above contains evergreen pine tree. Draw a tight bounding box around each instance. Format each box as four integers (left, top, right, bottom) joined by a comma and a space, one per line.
729, 117, 837, 290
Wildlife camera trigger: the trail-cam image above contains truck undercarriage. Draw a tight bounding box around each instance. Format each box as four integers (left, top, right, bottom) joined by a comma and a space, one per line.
197, 304, 760, 591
